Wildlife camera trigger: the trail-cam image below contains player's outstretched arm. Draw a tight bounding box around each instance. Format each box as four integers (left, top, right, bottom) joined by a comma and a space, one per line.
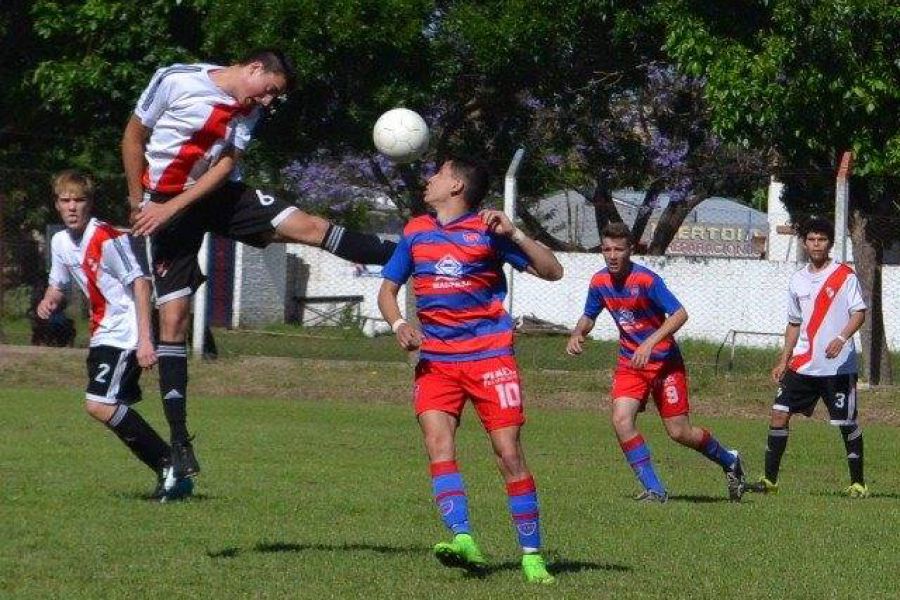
567, 315, 595, 356
378, 280, 422, 351
480, 209, 563, 281
36, 285, 65, 320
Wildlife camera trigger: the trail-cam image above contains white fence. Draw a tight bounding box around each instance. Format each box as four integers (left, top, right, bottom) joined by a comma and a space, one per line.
235, 245, 900, 350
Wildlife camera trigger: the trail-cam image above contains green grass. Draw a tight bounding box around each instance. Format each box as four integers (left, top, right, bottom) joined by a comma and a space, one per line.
2, 376, 900, 598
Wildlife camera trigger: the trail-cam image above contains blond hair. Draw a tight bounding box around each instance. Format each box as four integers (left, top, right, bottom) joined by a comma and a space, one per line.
52, 169, 95, 201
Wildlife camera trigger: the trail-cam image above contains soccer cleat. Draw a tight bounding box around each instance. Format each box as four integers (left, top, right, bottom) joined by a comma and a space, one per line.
433, 533, 487, 573
522, 553, 555, 584
844, 483, 869, 498
746, 477, 779, 494
172, 438, 200, 478
160, 474, 194, 503
634, 489, 668, 503
149, 465, 174, 500
725, 451, 747, 502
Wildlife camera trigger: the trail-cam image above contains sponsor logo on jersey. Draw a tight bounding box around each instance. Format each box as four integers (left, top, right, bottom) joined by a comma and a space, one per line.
436, 255, 463, 278
481, 366, 517, 387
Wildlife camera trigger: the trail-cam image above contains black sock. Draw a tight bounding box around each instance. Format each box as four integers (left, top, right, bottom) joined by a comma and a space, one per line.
839, 425, 864, 485
321, 224, 397, 265
106, 404, 170, 471
157, 341, 190, 443
764, 426, 789, 483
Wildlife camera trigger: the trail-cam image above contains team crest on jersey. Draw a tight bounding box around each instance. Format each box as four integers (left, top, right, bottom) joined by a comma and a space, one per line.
463, 232, 481, 244
436, 255, 463, 278
825, 286, 835, 298
630, 286, 640, 296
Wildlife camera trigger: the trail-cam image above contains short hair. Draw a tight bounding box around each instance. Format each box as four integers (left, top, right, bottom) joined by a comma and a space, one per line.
601, 221, 632, 243
52, 169, 95, 201
449, 157, 490, 208
798, 216, 834, 243
239, 48, 297, 91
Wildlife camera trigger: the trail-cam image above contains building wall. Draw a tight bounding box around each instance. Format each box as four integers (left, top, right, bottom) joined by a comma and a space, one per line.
235, 244, 287, 327
275, 245, 900, 349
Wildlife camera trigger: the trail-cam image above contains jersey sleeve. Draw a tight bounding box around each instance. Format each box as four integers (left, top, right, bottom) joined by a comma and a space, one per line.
844, 274, 867, 313
786, 275, 802, 324
134, 66, 178, 128
647, 275, 683, 315
582, 281, 605, 320
48, 234, 70, 289
491, 235, 530, 272
103, 235, 145, 287
381, 236, 413, 284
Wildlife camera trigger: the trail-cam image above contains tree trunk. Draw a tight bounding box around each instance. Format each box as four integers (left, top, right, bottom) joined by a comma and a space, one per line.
630, 179, 664, 253
646, 193, 706, 255
516, 204, 580, 251
849, 211, 893, 385
589, 179, 623, 241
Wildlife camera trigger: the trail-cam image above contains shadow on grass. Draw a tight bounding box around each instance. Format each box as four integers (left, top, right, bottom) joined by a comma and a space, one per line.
113, 491, 216, 502
482, 558, 631, 576
666, 494, 732, 504
207, 541, 431, 559
812, 490, 900, 500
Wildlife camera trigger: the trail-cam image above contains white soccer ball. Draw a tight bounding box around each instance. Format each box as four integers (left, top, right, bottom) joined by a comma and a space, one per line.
372, 108, 429, 163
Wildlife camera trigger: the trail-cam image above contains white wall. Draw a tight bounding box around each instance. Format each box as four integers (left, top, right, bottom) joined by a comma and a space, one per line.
271, 245, 900, 349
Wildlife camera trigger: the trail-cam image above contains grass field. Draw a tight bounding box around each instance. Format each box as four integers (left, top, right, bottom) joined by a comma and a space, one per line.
2, 341, 900, 598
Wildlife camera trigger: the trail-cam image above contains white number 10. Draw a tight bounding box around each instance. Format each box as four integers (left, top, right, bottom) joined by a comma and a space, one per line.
495, 383, 522, 409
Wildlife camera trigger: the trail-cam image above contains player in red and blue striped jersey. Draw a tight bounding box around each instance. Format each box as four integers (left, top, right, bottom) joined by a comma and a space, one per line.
378, 158, 562, 584
567, 222, 747, 502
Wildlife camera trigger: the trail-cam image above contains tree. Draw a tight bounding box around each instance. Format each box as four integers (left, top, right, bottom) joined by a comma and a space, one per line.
662, 0, 900, 383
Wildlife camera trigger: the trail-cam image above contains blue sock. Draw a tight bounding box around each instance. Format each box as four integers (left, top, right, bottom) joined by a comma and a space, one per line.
430, 461, 470, 535
507, 476, 542, 552
620, 435, 666, 494
696, 428, 737, 470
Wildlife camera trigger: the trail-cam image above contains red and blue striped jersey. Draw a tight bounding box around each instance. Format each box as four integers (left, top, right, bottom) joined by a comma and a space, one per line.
583, 263, 683, 365
382, 212, 530, 362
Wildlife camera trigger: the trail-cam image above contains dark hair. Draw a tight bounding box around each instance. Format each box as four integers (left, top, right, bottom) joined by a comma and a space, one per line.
601, 221, 632, 243
449, 157, 490, 208
239, 48, 297, 91
798, 216, 834, 243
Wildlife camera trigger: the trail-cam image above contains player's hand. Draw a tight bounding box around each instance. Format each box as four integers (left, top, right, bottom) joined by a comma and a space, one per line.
566, 333, 586, 356
36, 298, 58, 320
479, 209, 515, 237
771, 361, 787, 383
133, 201, 176, 236
630, 342, 653, 369
136, 340, 158, 370
395, 322, 423, 351
824, 337, 845, 359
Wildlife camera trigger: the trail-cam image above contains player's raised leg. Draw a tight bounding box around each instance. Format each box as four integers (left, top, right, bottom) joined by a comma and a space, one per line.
662, 415, 745, 501
271, 208, 396, 265
419, 410, 486, 572
612, 398, 667, 502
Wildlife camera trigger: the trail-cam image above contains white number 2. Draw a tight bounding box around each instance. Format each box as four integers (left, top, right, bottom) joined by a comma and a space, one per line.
95, 363, 111, 384
495, 383, 522, 409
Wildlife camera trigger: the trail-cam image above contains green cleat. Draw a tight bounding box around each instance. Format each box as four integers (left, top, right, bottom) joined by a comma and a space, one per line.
433, 533, 487, 573
522, 553, 555, 584
844, 483, 869, 498
746, 477, 778, 494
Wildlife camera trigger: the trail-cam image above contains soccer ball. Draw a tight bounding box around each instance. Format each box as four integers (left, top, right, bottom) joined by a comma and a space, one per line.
372, 108, 429, 163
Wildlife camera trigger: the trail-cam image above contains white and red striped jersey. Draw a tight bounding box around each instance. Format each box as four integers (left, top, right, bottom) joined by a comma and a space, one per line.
787, 260, 866, 376
49, 219, 146, 349
134, 63, 260, 194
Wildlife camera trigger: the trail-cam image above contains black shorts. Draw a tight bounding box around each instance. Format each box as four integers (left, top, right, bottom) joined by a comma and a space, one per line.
773, 370, 858, 425
86, 346, 142, 405
145, 181, 298, 304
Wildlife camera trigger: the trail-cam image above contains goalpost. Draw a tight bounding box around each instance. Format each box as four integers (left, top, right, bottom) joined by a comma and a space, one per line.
503, 148, 526, 313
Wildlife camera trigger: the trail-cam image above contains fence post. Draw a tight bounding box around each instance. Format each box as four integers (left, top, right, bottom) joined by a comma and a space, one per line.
503, 148, 525, 313
833, 151, 852, 263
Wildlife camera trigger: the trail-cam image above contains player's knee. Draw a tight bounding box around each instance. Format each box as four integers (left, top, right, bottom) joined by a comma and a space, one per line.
666, 426, 692, 445
84, 400, 114, 423
610, 411, 634, 435
770, 410, 790, 428
494, 447, 525, 476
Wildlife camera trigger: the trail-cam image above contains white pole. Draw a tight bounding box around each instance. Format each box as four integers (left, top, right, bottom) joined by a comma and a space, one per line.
192, 232, 210, 357
231, 241, 244, 329
503, 148, 526, 313
834, 151, 853, 263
